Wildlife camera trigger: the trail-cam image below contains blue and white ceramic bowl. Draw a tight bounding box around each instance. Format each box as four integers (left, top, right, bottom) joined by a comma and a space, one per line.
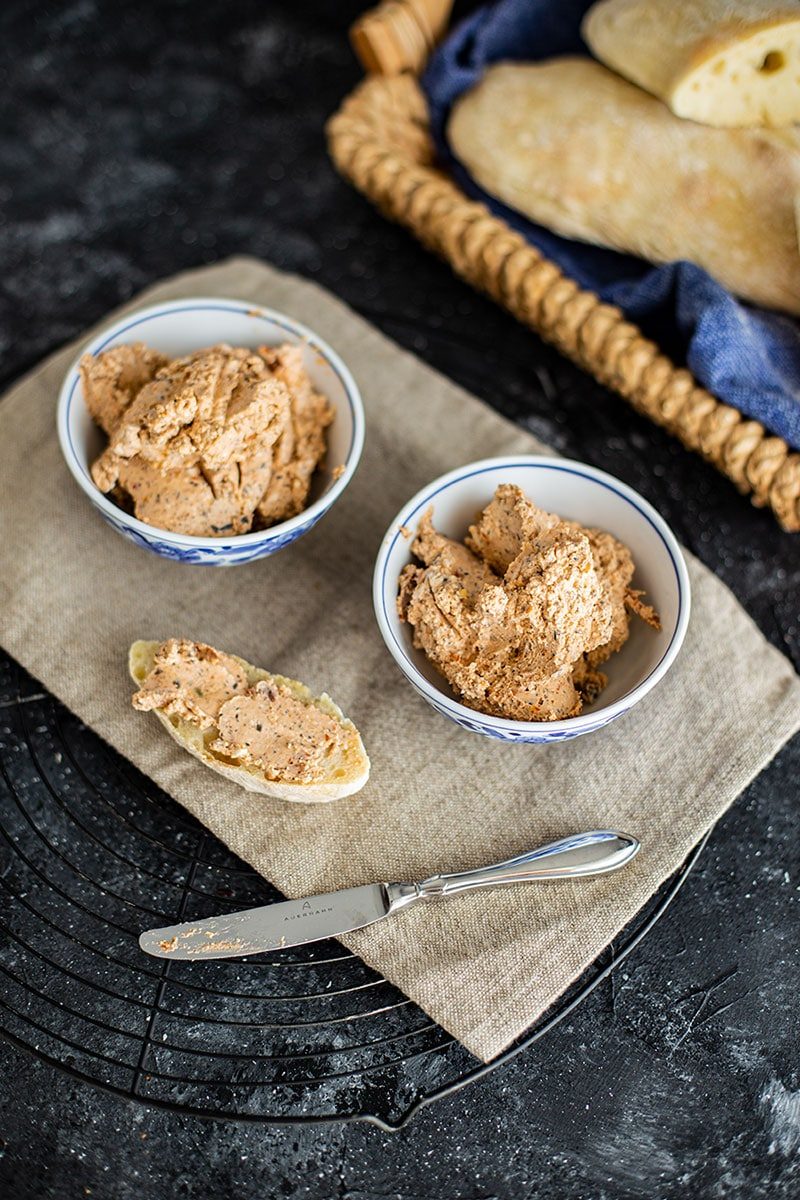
373, 457, 691, 744
57, 298, 365, 566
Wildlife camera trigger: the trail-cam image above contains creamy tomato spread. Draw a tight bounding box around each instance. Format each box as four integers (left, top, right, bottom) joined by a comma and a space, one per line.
397, 484, 659, 722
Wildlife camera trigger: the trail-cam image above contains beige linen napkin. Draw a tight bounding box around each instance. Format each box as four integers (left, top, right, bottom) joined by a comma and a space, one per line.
1, 257, 798, 1063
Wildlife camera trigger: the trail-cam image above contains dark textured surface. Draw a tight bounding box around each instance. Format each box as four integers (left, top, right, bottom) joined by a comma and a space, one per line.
0, 648, 712, 1135
1, 0, 799, 1196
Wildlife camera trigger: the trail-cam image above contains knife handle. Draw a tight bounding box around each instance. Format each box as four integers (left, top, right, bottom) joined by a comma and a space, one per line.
386, 831, 639, 909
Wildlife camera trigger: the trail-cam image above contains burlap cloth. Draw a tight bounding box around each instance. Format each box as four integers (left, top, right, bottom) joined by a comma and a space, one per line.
2, 257, 798, 1063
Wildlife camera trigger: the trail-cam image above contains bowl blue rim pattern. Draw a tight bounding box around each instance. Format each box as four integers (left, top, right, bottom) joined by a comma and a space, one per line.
374, 457, 691, 736
57, 298, 365, 551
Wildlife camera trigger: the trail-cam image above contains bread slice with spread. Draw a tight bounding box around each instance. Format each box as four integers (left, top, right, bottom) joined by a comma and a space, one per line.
129, 639, 369, 802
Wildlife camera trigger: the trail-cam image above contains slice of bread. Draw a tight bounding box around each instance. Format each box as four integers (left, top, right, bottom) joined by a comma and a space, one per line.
129, 640, 370, 803
583, 0, 800, 129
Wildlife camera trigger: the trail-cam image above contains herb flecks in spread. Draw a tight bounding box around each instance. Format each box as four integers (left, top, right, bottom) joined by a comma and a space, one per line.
81, 342, 333, 537
132, 639, 345, 784
211, 680, 340, 782
130, 638, 248, 729
397, 484, 660, 722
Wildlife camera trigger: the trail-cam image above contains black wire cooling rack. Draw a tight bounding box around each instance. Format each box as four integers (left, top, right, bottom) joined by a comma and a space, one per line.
0, 648, 708, 1130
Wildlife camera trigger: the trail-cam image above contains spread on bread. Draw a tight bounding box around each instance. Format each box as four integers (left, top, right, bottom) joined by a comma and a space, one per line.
130, 639, 369, 801
397, 485, 659, 722
82, 341, 333, 536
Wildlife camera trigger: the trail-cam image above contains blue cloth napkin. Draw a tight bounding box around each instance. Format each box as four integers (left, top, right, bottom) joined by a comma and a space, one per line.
423, 0, 800, 450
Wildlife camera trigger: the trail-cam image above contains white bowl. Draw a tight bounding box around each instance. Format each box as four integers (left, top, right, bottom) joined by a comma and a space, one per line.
373, 456, 691, 744
57, 298, 365, 566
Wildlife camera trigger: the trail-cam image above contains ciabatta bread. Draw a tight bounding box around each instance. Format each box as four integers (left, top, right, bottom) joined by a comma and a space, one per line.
449, 58, 800, 314
583, 0, 800, 128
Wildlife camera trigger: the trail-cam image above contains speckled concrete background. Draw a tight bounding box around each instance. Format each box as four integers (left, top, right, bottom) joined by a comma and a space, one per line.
1, 1, 798, 1196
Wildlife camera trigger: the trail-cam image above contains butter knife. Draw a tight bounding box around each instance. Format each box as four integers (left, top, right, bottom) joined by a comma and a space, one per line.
139, 830, 639, 960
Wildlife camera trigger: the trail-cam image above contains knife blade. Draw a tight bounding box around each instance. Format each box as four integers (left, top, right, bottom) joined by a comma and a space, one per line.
139, 830, 640, 961
139, 884, 390, 960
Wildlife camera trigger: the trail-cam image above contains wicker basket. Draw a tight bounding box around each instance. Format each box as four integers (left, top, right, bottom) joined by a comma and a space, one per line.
327, 0, 800, 532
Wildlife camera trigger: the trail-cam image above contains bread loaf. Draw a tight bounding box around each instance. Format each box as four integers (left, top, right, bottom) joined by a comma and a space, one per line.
583, 0, 800, 128
448, 58, 800, 314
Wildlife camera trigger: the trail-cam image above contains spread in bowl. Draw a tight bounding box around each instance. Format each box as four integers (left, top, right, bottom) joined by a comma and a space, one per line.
397, 483, 659, 722
58, 298, 364, 566
81, 340, 332, 537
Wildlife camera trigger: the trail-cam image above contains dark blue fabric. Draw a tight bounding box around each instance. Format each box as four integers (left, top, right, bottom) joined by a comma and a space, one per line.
423, 0, 800, 449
